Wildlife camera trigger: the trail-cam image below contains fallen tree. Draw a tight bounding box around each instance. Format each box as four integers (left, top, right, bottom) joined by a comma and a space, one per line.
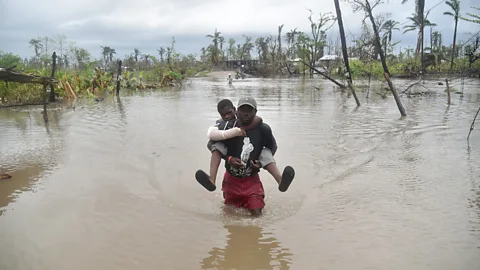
0, 67, 58, 86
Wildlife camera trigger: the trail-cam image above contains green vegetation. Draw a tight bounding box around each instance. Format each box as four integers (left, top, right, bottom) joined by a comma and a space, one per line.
0, 36, 209, 106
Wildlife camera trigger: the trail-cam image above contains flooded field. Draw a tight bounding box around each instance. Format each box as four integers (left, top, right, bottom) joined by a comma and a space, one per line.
1, 75, 480, 270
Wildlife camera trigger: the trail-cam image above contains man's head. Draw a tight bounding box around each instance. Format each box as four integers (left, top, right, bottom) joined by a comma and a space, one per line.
217, 99, 236, 121
237, 97, 257, 125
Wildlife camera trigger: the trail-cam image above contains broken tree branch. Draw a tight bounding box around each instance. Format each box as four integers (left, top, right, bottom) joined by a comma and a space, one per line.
467, 106, 480, 142
0, 68, 58, 86
299, 59, 347, 88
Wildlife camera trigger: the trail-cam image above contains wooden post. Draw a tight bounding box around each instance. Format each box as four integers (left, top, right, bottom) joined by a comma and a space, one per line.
2, 81, 7, 103
49, 52, 57, 102
43, 85, 48, 123
116, 60, 122, 96
446, 79, 451, 105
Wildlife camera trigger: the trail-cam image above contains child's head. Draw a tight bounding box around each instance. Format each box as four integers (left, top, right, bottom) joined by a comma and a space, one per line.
217, 99, 236, 121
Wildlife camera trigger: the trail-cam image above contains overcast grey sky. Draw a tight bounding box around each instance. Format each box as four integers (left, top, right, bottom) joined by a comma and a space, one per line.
0, 0, 478, 59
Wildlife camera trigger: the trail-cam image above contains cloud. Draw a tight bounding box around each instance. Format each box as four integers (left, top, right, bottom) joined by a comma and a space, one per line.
0, 0, 478, 59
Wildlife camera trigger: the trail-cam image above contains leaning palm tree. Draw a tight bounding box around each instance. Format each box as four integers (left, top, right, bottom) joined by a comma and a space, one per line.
443, 0, 461, 71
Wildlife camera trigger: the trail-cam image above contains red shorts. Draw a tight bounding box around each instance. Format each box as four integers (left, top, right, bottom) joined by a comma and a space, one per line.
221, 171, 265, 210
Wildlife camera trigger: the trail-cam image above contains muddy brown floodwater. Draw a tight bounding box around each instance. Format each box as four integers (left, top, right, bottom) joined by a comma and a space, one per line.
1, 75, 480, 270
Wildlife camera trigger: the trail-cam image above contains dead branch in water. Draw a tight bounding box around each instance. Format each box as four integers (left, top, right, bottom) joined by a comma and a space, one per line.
467, 106, 480, 142
0, 173, 12, 180
0, 102, 45, 108
400, 82, 431, 95
298, 59, 347, 89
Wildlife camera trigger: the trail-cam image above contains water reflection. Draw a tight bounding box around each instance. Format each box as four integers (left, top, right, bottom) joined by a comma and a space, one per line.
200, 225, 293, 270
0, 106, 66, 216
0, 164, 46, 215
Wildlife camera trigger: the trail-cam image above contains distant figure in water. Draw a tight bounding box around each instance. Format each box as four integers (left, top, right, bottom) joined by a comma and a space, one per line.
227, 74, 233, 85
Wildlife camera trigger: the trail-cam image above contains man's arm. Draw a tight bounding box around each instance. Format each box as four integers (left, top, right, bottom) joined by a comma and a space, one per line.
262, 123, 278, 156
239, 116, 263, 131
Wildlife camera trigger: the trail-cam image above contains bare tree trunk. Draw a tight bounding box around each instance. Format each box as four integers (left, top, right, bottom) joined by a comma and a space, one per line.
365, 0, 406, 116
334, 0, 361, 106
450, 18, 458, 71
419, 0, 425, 73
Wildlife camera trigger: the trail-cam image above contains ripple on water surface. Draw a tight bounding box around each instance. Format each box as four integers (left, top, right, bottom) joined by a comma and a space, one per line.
1, 78, 480, 269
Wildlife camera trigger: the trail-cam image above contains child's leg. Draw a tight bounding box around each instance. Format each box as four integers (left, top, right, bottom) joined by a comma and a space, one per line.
209, 142, 228, 184
258, 148, 282, 184
258, 148, 295, 192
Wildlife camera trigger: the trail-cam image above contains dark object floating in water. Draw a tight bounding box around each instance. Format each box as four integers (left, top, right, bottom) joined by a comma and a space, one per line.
438, 82, 444, 85
0, 173, 12, 180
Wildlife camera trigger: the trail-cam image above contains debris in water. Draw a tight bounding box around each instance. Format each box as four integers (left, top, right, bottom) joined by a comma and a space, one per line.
1, 173, 12, 180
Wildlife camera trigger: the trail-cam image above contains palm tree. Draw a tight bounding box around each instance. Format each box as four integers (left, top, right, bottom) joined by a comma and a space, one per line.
218, 36, 225, 61
284, 28, 298, 59
157, 47, 166, 63
381, 20, 400, 55
142, 54, 151, 69
402, 0, 426, 70
206, 29, 222, 66
403, 12, 437, 57
108, 48, 116, 63
432, 31, 443, 51
227, 38, 236, 60
443, 0, 461, 70
241, 35, 254, 60
461, 6, 479, 24
29, 38, 43, 58
101, 46, 110, 67
133, 48, 141, 68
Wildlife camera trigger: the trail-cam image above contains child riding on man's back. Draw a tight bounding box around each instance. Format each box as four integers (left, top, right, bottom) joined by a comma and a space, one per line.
196, 99, 294, 192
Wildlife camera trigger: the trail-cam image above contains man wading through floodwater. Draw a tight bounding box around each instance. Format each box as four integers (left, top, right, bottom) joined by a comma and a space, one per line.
198, 97, 295, 217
